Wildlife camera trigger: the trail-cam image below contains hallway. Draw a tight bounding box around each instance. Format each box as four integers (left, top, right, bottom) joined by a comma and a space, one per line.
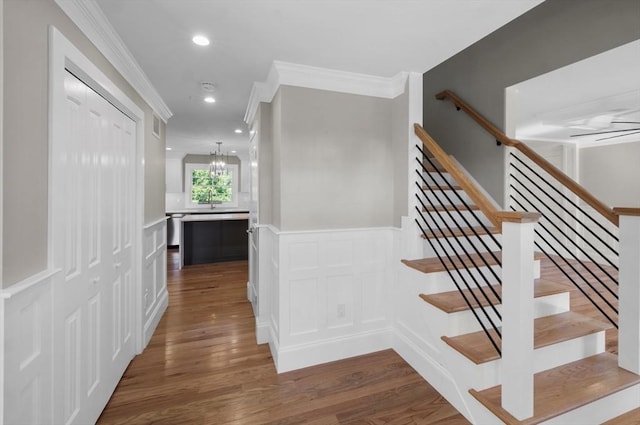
97, 250, 470, 424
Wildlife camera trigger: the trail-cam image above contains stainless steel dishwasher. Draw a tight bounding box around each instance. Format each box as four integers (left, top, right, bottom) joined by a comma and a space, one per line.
167, 214, 184, 247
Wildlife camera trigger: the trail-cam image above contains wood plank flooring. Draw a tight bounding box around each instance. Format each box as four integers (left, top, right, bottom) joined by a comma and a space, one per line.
97, 250, 470, 425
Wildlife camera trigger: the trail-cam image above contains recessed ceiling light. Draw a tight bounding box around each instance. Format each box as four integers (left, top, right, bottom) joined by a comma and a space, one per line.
166, 147, 172, 151
192, 35, 210, 46
204, 96, 216, 103
231, 150, 237, 154
234, 129, 242, 134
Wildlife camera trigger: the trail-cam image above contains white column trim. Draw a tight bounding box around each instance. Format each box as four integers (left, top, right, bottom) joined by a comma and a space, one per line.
500, 219, 537, 420
617, 213, 640, 374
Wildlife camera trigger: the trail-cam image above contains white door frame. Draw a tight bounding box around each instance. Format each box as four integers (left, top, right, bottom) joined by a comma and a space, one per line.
49, 26, 146, 353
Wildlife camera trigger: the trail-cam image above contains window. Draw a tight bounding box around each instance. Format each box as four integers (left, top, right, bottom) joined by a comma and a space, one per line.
185, 163, 238, 208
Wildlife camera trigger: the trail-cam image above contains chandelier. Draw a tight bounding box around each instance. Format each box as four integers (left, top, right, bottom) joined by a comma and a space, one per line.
210, 142, 228, 177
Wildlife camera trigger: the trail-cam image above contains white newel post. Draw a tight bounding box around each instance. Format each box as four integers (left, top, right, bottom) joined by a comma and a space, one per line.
497, 211, 541, 421
614, 208, 640, 374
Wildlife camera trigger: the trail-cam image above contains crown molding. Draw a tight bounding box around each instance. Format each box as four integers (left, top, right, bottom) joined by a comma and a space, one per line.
54, 0, 172, 122
244, 61, 408, 124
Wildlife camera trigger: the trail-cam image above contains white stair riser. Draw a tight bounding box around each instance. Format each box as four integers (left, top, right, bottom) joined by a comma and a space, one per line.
418, 265, 503, 289
421, 189, 473, 207
422, 171, 455, 186
414, 261, 542, 290
423, 234, 502, 258
423, 292, 571, 337
421, 209, 492, 229
441, 331, 607, 391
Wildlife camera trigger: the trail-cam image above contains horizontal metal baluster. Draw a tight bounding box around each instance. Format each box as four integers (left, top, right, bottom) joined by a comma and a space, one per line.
416, 145, 502, 251
510, 153, 619, 243
509, 181, 618, 286
414, 206, 502, 356
416, 166, 502, 301
509, 201, 618, 327
416, 183, 502, 319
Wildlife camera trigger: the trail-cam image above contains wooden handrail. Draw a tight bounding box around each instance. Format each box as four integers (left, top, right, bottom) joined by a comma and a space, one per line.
613, 207, 640, 217
435, 90, 619, 226
414, 123, 502, 231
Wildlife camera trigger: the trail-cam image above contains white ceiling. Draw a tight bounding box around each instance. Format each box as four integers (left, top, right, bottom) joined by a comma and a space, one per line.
94, 0, 545, 158
512, 39, 640, 147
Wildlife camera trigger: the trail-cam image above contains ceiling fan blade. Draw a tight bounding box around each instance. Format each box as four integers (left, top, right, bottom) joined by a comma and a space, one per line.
596, 130, 640, 142
570, 127, 640, 137
611, 121, 640, 124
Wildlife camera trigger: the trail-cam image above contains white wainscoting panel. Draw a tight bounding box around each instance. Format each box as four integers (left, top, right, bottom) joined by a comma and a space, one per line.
0, 269, 58, 425
142, 219, 168, 348
267, 227, 395, 372
255, 226, 280, 365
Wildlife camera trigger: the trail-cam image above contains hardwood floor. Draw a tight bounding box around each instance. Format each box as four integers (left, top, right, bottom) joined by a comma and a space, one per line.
97, 250, 470, 425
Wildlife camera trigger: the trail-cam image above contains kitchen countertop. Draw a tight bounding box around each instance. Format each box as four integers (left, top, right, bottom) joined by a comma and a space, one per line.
181, 213, 249, 222
167, 208, 249, 215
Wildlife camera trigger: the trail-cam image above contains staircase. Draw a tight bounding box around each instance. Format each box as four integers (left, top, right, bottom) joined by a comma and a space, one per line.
398, 119, 640, 423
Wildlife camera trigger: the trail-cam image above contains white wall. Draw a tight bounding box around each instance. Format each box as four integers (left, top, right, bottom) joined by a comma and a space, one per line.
580, 140, 640, 208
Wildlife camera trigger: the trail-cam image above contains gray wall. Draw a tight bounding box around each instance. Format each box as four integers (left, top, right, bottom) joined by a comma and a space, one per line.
257, 103, 273, 225
3, 0, 165, 287
272, 90, 283, 229
268, 85, 395, 231
580, 141, 640, 208
423, 0, 640, 205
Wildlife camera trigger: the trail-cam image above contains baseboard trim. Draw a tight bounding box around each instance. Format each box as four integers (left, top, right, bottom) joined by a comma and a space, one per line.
393, 322, 477, 423
256, 319, 270, 345
143, 288, 168, 349
275, 328, 394, 373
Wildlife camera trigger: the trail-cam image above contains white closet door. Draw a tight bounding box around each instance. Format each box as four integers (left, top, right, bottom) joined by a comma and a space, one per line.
52, 71, 135, 425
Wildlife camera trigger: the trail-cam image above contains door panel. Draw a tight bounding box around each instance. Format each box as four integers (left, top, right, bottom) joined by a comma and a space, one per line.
52, 71, 136, 425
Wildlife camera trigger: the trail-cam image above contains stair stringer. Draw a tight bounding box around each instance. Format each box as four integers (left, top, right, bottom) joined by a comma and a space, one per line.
394, 228, 630, 424
392, 261, 502, 424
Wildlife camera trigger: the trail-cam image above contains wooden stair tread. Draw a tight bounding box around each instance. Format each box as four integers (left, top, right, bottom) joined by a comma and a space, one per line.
423, 204, 480, 212
442, 311, 613, 364
603, 408, 640, 425
402, 251, 544, 274
420, 279, 568, 313
420, 225, 499, 239
469, 353, 640, 425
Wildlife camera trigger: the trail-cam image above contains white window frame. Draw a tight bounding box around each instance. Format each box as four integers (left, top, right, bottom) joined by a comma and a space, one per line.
185, 163, 239, 208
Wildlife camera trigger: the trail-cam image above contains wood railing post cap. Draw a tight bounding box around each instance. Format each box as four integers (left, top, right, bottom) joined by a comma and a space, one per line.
613, 207, 640, 217
496, 211, 541, 224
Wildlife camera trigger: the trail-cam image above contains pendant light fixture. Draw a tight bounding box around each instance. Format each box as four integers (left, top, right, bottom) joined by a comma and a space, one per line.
210, 142, 228, 177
